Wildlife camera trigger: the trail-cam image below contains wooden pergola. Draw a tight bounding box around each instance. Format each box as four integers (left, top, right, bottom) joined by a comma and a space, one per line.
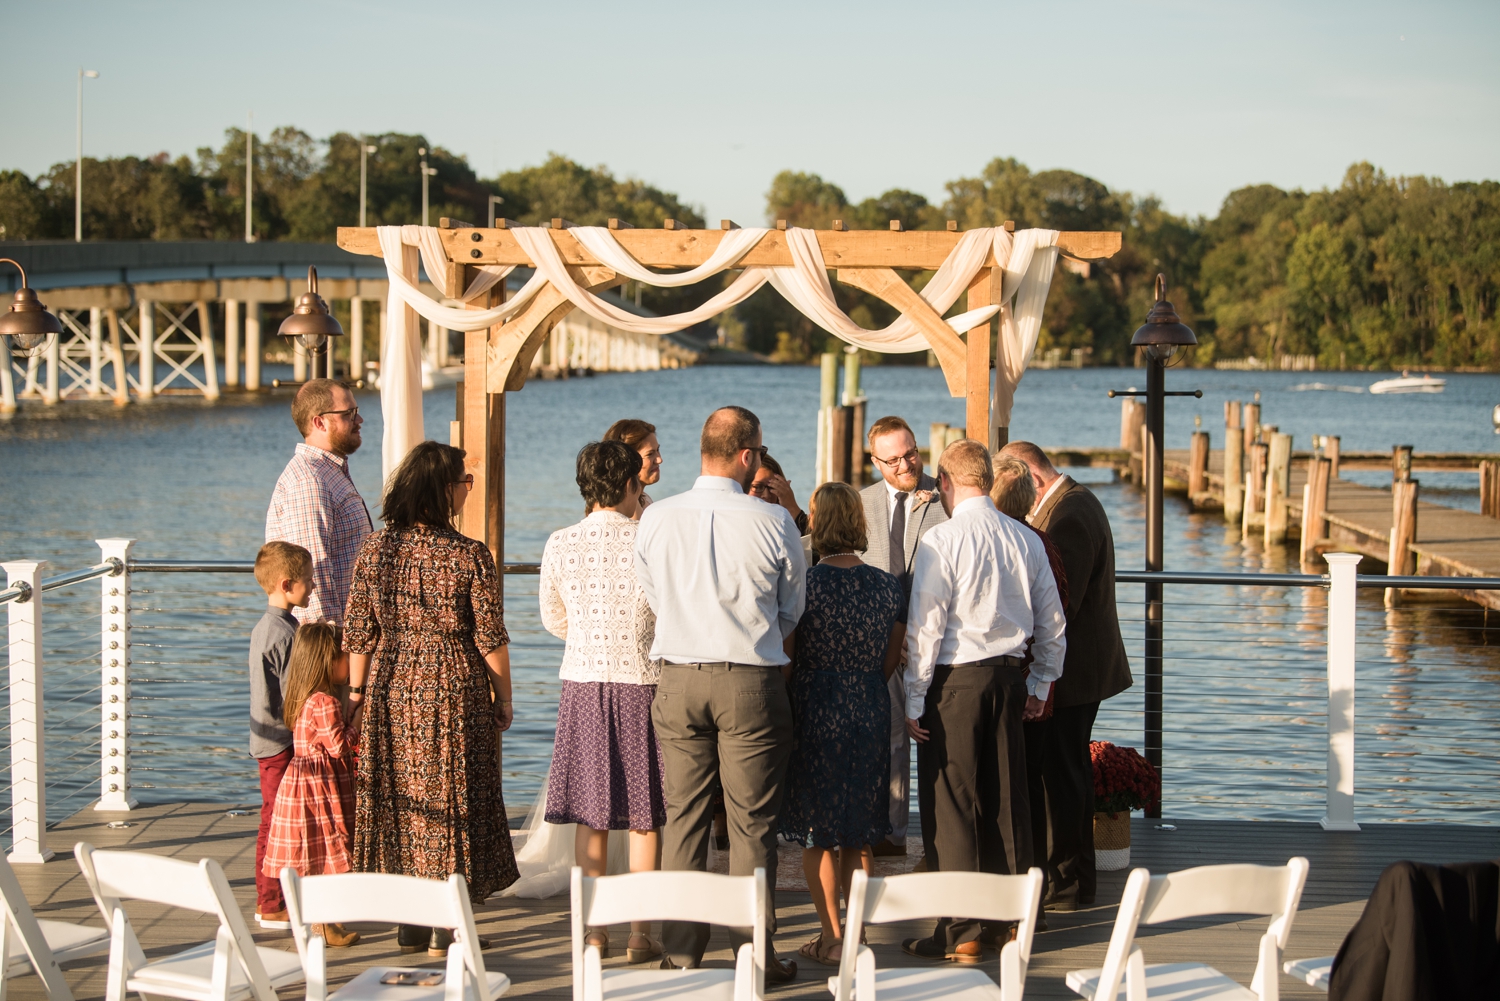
336, 222, 1121, 562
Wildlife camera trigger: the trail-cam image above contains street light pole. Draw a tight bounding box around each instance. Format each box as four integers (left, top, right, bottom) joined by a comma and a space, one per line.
418, 147, 437, 226
75, 69, 99, 242
359, 138, 377, 227
244, 112, 254, 244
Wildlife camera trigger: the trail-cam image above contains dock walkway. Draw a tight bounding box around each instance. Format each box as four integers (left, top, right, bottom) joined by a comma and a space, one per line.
10, 803, 1498, 1001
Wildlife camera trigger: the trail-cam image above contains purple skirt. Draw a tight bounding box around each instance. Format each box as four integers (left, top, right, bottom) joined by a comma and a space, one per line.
546, 681, 667, 831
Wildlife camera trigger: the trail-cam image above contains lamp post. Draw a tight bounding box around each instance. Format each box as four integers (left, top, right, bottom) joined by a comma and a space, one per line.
1109, 274, 1199, 815
245, 112, 254, 244
488, 194, 504, 228
278, 266, 344, 380
359, 138, 378, 227
418, 147, 437, 226
75, 69, 99, 243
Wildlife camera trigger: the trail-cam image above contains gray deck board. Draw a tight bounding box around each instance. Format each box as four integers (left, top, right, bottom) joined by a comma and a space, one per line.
6, 803, 1496, 1001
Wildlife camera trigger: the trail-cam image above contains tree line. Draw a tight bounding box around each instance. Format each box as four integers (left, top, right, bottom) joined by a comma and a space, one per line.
1, 125, 1495, 369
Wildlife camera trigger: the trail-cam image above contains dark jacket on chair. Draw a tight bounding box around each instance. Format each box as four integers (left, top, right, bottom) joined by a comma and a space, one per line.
1030, 476, 1131, 708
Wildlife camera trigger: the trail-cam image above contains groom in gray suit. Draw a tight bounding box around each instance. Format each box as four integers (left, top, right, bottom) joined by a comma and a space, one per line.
860, 415, 948, 856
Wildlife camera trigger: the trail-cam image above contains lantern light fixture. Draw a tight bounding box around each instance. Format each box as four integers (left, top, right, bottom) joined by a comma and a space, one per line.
0, 259, 64, 359
277, 265, 343, 353
1130, 273, 1198, 362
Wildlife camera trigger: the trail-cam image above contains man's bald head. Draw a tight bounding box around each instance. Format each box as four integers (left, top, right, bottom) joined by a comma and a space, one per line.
700, 406, 762, 490
999, 441, 1059, 492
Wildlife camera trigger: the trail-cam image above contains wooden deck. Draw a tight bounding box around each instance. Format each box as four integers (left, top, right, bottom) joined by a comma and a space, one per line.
8, 802, 1498, 1001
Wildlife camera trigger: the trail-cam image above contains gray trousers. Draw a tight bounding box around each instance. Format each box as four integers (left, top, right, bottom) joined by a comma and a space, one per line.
916, 661, 1033, 948
651, 662, 793, 968
887, 671, 910, 842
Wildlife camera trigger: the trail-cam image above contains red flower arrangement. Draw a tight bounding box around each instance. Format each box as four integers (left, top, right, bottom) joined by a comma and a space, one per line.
1090, 741, 1160, 815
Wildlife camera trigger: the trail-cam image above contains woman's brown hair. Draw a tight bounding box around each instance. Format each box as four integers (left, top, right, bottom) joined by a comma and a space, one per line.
381, 441, 467, 529
282, 621, 343, 731
809, 481, 868, 557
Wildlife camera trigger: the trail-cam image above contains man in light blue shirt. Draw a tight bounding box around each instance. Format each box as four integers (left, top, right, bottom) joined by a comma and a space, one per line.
635, 406, 806, 979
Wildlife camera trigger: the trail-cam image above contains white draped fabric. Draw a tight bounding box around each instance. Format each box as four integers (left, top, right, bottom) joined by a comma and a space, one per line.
374, 223, 1062, 475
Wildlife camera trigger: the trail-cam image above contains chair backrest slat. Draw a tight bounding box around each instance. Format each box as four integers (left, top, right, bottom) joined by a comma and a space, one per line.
294, 872, 466, 929
83, 850, 220, 914
865, 871, 1039, 925
580, 871, 759, 928
1140, 862, 1301, 925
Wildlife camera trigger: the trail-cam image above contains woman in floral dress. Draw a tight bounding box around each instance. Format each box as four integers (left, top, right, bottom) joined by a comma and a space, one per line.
345, 441, 518, 955
779, 482, 907, 966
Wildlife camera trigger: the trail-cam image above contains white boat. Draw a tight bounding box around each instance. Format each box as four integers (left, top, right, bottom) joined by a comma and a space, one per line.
1369, 371, 1445, 394
364, 360, 463, 391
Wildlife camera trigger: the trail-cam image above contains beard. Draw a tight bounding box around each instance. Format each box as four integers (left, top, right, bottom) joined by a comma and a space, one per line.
890, 467, 921, 492
329, 425, 362, 456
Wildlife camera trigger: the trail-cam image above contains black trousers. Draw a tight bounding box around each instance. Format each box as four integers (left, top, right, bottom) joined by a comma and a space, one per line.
916, 662, 1033, 947
1024, 700, 1100, 905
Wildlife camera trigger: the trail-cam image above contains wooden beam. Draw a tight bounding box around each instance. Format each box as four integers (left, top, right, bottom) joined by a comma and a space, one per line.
964, 267, 1000, 449
337, 226, 1121, 270
459, 272, 507, 566
485, 267, 623, 393
835, 268, 966, 398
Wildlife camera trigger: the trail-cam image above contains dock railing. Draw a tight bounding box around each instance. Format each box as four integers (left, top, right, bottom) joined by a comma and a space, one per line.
4, 544, 1499, 860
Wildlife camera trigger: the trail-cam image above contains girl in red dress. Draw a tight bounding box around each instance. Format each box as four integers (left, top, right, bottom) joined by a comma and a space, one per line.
263, 621, 359, 947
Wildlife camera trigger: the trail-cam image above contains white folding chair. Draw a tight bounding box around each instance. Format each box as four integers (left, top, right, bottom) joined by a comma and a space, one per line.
827, 868, 1044, 1001
281, 869, 508, 1001
1066, 857, 1310, 1001
569, 866, 766, 1001
1281, 956, 1331, 992
0, 853, 109, 1001
73, 841, 304, 1001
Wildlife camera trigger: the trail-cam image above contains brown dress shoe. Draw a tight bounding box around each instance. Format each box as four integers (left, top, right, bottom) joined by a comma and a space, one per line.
315, 923, 360, 948
870, 840, 907, 858
948, 941, 983, 964
764, 953, 798, 984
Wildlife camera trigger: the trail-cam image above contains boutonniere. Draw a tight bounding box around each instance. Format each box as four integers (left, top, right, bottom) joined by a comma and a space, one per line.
911, 490, 934, 509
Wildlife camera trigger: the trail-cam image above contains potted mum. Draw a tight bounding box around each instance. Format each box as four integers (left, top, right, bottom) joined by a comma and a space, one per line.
1090, 741, 1160, 871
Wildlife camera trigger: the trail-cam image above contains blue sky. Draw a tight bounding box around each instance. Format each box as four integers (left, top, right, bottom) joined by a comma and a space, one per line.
2, 0, 1496, 226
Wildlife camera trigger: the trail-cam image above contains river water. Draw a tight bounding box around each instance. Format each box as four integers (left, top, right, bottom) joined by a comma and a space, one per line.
2, 365, 1497, 832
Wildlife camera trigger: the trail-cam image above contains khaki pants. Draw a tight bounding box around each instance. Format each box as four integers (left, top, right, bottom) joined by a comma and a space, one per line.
651, 662, 793, 968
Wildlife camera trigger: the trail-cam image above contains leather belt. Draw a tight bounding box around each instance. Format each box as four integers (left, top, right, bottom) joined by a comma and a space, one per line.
943, 655, 1026, 669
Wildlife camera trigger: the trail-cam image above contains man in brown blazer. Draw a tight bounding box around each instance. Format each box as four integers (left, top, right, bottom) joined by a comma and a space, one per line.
1000, 441, 1131, 910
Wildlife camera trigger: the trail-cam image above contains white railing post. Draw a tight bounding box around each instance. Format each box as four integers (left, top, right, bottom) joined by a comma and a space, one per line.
3, 560, 53, 863
96, 540, 137, 811
1321, 553, 1362, 831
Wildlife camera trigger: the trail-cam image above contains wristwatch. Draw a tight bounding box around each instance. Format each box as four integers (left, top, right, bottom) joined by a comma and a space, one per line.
348, 685, 366, 695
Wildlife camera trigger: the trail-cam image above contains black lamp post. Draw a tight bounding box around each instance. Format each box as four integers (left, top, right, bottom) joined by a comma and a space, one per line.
0, 259, 64, 360
1110, 274, 1200, 815
278, 266, 343, 381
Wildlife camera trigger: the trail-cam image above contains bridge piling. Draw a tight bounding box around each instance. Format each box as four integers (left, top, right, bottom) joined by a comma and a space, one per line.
245, 302, 262, 390
224, 300, 240, 387
138, 299, 155, 399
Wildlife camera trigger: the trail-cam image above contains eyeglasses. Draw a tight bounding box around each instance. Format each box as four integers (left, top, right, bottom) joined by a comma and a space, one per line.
748, 479, 776, 496
319, 406, 360, 420
743, 445, 769, 458
453, 474, 475, 487
872, 449, 921, 470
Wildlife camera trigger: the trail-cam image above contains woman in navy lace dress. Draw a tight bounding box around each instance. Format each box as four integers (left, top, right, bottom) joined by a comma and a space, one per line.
780, 482, 907, 966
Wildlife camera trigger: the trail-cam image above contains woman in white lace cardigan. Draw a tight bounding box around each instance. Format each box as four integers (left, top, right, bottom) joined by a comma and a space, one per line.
537, 439, 665, 963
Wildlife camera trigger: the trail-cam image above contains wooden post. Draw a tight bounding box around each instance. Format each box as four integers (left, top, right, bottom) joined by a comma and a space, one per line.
965, 268, 997, 450
1264, 432, 1291, 546
1243, 441, 1268, 539
850, 398, 867, 487
459, 272, 507, 567
1481, 459, 1500, 519
1391, 444, 1413, 486
930, 422, 949, 471
1325, 435, 1341, 479
1301, 457, 1331, 571
1384, 478, 1420, 607
224, 299, 241, 388
1243, 401, 1261, 452
830, 406, 852, 484
1188, 430, 1209, 503
1224, 402, 1243, 523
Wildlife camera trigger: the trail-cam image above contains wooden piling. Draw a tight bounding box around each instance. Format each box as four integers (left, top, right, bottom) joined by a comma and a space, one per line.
1482, 459, 1500, 519
850, 398, 867, 486
1392, 444, 1413, 485
1325, 435, 1341, 479
930, 423, 949, 471
1188, 431, 1210, 504
1246, 441, 1268, 519
1300, 457, 1332, 571
1264, 432, 1292, 545
830, 406, 853, 484
1385, 478, 1420, 606
1224, 402, 1243, 523
1243, 401, 1261, 452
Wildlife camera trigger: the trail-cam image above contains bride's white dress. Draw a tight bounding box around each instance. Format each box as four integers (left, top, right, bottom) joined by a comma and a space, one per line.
494, 765, 632, 898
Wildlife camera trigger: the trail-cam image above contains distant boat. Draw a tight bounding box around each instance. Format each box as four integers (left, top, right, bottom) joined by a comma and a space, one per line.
1288, 382, 1365, 393
1369, 371, 1446, 394
365, 360, 462, 391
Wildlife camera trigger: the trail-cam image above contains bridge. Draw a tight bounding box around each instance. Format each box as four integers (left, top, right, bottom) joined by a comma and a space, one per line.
1, 238, 705, 411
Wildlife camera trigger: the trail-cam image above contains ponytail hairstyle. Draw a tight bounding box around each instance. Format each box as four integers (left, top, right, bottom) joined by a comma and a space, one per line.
282, 621, 343, 731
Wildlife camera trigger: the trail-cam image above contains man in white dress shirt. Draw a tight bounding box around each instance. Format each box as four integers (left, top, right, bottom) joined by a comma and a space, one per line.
901, 439, 1066, 963
634, 406, 807, 980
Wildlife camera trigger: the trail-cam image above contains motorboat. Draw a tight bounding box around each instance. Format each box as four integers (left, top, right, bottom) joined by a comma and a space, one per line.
364, 360, 463, 391
1369, 371, 1446, 394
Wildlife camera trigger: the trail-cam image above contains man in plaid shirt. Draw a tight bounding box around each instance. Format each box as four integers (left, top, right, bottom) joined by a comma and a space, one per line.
265, 379, 373, 624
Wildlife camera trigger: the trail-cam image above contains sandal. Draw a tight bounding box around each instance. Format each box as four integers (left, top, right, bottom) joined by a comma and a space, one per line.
626, 932, 662, 964
585, 928, 610, 959
799, 933, 842, 967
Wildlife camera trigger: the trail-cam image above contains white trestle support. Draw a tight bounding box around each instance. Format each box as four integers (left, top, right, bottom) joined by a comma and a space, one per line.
224, 299, 241, 387
245, 301, 262, 390
138, 299, 155, 399
350, 298, 364, 382
3, 560, 53, 863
